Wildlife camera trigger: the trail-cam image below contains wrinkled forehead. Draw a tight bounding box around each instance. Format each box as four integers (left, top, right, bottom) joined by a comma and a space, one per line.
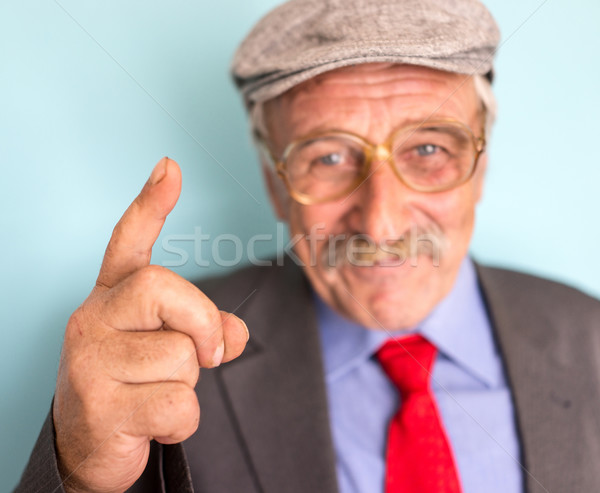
281, 64, 474, 103
263, 63, 481, 141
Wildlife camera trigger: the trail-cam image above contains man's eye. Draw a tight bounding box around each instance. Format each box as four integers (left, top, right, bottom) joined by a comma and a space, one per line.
416, 144, 439, 157
318, 153, 343, 165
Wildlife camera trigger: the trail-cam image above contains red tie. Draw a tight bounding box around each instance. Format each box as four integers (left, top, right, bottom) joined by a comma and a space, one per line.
376, 335, 462, 493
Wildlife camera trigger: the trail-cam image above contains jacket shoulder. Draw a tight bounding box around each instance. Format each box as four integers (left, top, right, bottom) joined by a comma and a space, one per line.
477, 264, 599, 303
476, 263, 600, 332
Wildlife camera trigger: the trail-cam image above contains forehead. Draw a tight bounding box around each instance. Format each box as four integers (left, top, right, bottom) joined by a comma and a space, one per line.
264, 63, 480, 141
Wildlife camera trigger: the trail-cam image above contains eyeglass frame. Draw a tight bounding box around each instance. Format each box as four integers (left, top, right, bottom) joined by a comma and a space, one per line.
258, 117, 487, 205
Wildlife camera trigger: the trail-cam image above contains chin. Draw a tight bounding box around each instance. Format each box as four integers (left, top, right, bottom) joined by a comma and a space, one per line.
359, 289, 434, 330
315, 264, 442, 330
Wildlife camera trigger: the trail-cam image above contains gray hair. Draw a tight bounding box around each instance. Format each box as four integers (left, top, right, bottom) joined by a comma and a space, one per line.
474, 74, 497, 140
250, 73, 497, 146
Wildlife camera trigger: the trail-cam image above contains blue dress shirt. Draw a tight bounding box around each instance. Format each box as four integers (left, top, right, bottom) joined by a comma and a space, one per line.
315, 258, 523, 493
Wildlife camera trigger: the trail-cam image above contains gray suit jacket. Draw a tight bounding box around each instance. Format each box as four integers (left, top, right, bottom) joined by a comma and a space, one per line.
15, 262, 600, 493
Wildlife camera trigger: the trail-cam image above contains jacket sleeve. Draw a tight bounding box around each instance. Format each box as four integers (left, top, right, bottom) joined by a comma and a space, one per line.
127, 442, 194, 493
13, 408, 66, 493
14, 406, 194, 493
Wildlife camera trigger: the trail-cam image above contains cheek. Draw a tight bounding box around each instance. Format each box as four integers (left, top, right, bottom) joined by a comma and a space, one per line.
288, 202, 349, 232
427, 187, 479, 245
287, 203, 351, 256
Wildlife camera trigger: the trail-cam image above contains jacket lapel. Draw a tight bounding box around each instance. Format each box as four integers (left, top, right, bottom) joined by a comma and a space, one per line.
217, 262, 339, 493
476, 265, 596, 493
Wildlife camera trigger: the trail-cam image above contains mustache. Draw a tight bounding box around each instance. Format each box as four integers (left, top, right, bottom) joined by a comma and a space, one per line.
320, 225, 447, 269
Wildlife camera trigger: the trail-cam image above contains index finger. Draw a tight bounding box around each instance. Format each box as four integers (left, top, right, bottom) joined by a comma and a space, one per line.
96, 157, 182, 289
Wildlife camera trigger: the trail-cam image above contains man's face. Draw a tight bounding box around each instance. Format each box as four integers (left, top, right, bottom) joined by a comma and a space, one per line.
263, 63, 487, 330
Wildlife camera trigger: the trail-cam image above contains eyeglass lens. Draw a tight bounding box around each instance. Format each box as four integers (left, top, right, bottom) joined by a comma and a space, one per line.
283, 123, 477, 200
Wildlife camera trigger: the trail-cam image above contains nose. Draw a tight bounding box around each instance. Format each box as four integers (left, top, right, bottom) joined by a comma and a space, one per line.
350, 151, 414, 240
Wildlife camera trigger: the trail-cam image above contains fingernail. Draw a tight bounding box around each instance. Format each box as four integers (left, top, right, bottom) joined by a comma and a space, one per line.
242, 319, 250, 342
234, 315, 250, 342
212, 341, 225, 367
148, 158, 168, 185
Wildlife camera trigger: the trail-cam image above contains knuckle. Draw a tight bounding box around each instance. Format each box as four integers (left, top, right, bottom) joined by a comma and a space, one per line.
152, 384, 199, 438
134, 264, 171, 288
179, 386, 200, 420
66, 306, 85, 329
170, 384, 198, 419
176, 387, 201, 437
64, 296, 106, 346
64, 307, 88, 342
145, 399, 166, 432
136, 265, 166, 285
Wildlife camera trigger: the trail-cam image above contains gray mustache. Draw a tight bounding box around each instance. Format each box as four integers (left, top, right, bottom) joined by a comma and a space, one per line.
321, 228, 446, 269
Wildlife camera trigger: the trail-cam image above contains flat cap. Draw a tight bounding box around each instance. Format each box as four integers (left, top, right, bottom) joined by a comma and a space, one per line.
232, 0, 500, 107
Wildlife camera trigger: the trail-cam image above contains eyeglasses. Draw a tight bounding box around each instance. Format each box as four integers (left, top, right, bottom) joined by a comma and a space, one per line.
260, 119, 486, 205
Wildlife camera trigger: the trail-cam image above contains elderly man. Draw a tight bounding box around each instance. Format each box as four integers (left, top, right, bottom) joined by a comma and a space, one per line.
16, 0, 600, 492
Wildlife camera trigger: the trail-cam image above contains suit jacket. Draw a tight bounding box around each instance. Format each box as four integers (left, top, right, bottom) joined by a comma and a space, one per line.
15, 262, 600, 493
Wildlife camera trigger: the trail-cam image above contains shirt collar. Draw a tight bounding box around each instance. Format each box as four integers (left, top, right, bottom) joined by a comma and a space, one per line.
419, 258, 502, 388
315, 258, 502, 388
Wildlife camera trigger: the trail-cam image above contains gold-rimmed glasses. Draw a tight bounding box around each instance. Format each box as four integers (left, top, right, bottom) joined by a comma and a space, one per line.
260, 119, 486, 205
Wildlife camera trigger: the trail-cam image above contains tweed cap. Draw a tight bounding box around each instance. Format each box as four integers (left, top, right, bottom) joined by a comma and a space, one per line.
232, 0, 500, 107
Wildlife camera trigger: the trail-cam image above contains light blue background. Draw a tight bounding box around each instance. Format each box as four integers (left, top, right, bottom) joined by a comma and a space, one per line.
1, 0, 599, 489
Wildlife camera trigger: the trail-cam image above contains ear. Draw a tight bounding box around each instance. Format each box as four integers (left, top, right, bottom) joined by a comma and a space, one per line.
262, 164, 290, 221
473, 153, 488, 203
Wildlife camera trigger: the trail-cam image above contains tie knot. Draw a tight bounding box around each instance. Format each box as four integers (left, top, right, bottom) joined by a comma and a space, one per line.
376, 335, 437, 396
